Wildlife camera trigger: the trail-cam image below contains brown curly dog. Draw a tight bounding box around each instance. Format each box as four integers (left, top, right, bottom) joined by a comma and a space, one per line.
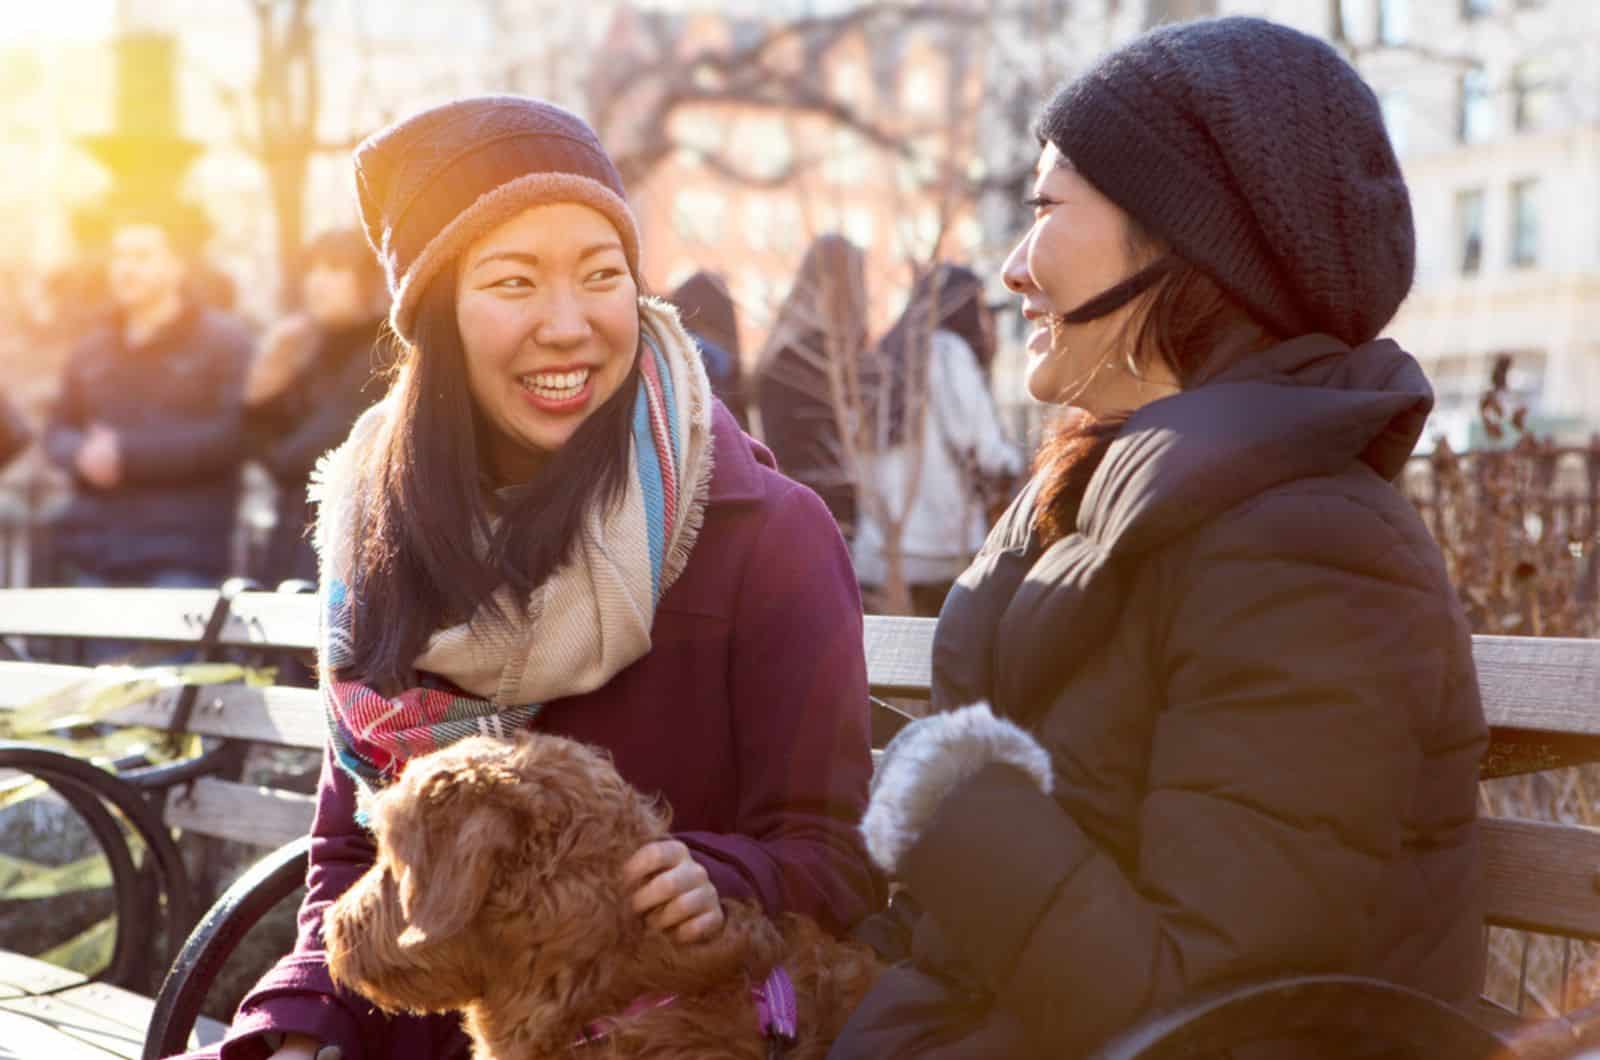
324, 732, 880, 1059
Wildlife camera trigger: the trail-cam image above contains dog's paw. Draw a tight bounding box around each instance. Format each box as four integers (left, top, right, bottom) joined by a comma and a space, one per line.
861, 702, 1051, 876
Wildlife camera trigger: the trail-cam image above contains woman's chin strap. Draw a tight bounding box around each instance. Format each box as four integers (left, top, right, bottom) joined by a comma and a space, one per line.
1059, 255, 1177, 325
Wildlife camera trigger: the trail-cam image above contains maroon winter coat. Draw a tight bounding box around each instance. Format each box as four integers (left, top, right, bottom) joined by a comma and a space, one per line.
187, 404, 879, 1060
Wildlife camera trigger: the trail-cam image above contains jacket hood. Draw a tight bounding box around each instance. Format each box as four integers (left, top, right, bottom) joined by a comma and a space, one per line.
1081, 334, 1432, 557
932, 333, 1431, 718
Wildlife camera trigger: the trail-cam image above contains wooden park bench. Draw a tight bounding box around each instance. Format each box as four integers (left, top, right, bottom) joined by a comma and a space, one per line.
0, 589, 1596, 1057
0, 583, 325, 1058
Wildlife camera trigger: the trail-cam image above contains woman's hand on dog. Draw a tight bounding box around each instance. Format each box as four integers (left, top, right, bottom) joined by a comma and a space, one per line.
623, 839, 725, 943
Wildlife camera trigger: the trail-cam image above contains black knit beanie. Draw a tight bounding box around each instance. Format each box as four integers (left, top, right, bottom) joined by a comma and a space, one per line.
1038, 16, 1414, 347
352, 95, 640, 344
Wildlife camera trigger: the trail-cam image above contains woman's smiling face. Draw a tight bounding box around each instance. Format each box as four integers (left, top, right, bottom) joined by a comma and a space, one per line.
1003, 142, 1171, 414
455, 202, 640, 484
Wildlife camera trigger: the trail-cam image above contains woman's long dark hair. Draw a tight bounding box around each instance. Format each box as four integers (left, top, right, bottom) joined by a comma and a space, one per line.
872, 264, 991, 447
1033, 221, 1279, 547
341, 263, 642, 693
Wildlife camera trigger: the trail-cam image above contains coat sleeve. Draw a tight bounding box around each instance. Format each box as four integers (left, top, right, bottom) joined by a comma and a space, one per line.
116, 319, 254, 486
899, 488, 1466, 1055
219, 748, 392, 1060
673, 482, 884, 935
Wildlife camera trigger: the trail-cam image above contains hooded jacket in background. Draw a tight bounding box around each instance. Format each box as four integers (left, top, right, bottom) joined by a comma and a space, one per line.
832, 335, 1487, 1058
670, 271, 749, 428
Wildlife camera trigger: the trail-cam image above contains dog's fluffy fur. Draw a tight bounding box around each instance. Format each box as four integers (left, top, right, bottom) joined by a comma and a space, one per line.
861, 701, 1053, 876
324, 732, 880, 1059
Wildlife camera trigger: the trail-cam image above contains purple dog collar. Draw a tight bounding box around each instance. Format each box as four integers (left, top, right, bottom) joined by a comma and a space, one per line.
752, 964, 798, 1043
572, 966, 798, 1051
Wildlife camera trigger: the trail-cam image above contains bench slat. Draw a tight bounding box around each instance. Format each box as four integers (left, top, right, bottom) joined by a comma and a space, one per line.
0, 948, 81, 991
0, 660, 102, 708
0, 660, 325, 749
1482, 817, 1600, 941
111, 684, 325, 750
0, 588, 222, 643
1475, 636, 1600, 737
220, 592, 319, 652
864, 615, 935, 699
0, 1006, 114, 1058
165, 777, 316, 848
858, 621, 1600, 776
0, 953, 224, 1057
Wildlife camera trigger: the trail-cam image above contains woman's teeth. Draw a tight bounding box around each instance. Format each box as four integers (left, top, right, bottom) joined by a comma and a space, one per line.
520, 368, 590, 399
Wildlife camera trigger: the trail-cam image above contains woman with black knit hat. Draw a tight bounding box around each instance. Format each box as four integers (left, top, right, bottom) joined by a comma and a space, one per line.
837, 16, 1486, 1058
173, 96, 878, 1060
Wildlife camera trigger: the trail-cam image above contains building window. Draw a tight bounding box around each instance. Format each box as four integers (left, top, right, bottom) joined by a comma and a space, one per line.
744, 199, 773, 253
1429, 351, 1545, 421
1144, 0, 1218, 27
770, 199, 803, 254
956, 215, 982, 255
1461, 0, 1493, 17
1456, 188, 1485, 274
1458, 65, 1495, 144
1337, 0, 1371, 41
665, 261, 698, 292
832, 61, 867, 106
1513, 60, 1557, 133
821, 128, 871, 185
674, 111, 725, 157
738, 118, 794, 181
672, 188, 726, 246
844, 207, 877, 250
1378, 0, 1409, 44
1509, 178, 1539, 268
901, 68, 939, 114
1379, 91, 1409, 156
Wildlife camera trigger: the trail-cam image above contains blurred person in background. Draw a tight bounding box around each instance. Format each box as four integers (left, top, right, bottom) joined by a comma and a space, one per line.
669, 270, 748, 427
851, 264, 1022, 617
245, 228, 387, 586
43, 210, 253, 594
755, 234, 869, 541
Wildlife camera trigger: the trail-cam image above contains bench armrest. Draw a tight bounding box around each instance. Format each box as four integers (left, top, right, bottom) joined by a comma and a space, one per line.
143, 834, 311, 1060
1087, 974, 1508, 1060
0, 743, 197, 987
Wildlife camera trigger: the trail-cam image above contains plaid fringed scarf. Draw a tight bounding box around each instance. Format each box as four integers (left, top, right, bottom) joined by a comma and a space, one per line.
312, 298, 715, 794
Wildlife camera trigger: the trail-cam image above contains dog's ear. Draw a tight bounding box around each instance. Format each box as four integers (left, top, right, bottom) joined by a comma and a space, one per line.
381, 780, 511, 947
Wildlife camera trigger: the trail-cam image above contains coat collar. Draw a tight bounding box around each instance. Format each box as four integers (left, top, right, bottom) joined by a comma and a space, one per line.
704, 400, 772, 507
1079, 334, 1432, 556
933, 333, 1434, 719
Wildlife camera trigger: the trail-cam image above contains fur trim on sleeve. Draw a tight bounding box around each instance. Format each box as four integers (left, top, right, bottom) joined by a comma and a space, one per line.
862, 702, 1053, 876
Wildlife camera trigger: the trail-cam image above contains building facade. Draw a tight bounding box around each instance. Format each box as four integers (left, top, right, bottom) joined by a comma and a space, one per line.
593, 3, 990, 356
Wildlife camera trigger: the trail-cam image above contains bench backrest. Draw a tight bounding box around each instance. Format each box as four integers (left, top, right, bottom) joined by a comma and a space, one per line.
4, 589, 1600, 942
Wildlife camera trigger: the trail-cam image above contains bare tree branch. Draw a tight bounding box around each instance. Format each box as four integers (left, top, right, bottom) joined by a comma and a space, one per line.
596, 2, 978, 189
